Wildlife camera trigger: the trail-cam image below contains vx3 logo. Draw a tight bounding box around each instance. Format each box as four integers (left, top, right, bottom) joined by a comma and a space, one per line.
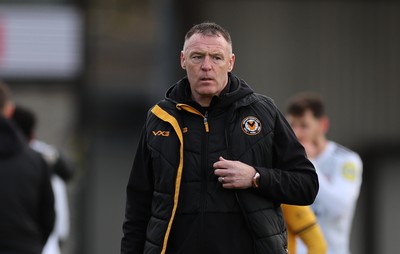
152, 130, 170, 136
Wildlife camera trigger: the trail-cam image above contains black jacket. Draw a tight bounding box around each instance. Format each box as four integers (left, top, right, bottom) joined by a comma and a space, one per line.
0, 116, 55, 254
121, 73, 318, 254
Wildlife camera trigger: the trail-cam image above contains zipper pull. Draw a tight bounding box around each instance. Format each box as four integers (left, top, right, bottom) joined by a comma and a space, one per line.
204, 111, 209, 133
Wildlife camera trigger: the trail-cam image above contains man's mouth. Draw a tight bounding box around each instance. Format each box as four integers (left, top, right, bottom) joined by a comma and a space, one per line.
200, 77, 213, 81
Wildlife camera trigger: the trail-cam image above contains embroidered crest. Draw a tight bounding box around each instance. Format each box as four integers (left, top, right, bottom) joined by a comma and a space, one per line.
241, 116, 262, 135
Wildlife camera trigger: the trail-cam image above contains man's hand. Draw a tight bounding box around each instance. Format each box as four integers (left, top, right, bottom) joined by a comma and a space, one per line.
213, 156, 256, 189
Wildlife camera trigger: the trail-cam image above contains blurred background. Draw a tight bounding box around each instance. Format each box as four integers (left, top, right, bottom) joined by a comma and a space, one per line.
1, 0, 399, 253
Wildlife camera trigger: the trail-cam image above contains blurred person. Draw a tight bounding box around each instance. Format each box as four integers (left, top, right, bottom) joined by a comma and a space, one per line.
0, 81, 55, 253
282, 204, 327, 254
121, 22, 319, 254
12, 105, 75, 183
286, 93, 363, 254
12, 105, 71, 254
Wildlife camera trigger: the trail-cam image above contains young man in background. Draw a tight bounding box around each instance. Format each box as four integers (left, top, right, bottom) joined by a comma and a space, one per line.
286, 93, 363, 254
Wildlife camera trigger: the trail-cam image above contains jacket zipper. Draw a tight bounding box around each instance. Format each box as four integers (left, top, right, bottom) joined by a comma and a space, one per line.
176, 104, 210, 251
176, 104, 209, 133
200, 110, 209, 253
203, 111, 209, 132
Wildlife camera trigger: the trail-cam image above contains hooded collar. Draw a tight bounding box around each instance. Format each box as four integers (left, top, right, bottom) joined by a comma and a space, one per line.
165, 72, 254, 113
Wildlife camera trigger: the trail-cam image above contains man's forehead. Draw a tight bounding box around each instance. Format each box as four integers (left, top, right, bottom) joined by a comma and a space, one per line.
288, 111, 316, 121
183, 33, 231, 51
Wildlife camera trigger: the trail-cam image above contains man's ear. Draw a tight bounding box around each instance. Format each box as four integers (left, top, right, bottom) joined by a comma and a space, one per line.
180, 51, 186, 69
3, 102, 15, 119
321, 116, 330, 135
228, 53, 235, 72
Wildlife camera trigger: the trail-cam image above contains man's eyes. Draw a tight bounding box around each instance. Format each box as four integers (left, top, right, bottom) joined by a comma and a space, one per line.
190, 55, 203, 63
190, 55, 224, 63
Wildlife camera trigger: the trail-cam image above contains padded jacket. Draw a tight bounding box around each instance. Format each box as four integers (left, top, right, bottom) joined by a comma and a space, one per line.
121, 73, 318, 254
0, 116, 55, 254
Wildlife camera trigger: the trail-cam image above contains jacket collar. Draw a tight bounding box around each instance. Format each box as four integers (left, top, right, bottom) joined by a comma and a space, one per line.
165, 72, 254, 113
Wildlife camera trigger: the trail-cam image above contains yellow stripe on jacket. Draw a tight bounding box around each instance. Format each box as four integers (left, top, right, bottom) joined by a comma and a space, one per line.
151, 105, 184, 254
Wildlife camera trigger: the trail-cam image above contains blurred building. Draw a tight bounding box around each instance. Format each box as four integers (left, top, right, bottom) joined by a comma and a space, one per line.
1, 0, 399, 253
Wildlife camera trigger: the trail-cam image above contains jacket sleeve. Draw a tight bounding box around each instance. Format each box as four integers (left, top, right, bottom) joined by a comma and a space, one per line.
53, 152, 76, 183
121, 126, 153, 254
282, 204, 327, 254
298, 223, 327, 254
256, 109, 319, 205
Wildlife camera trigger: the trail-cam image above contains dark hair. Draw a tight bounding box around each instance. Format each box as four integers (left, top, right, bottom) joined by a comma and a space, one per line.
286, 92, 326, 118
0, 81, 11, 112
184, 22, 232, 47
11, 105, 37, 139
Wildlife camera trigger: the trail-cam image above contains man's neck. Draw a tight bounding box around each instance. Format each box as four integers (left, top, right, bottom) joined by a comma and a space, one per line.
315, 137, 328, 156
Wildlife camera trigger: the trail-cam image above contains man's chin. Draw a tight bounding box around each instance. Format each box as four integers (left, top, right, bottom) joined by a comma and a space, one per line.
198, 90, 219, 98
197, 85, 223, 96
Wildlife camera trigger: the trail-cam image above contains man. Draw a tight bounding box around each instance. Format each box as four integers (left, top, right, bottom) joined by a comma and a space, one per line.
12, 105, 70, 254
0, 82, 55, 253
282, 204, 327, 254
121, 22, 319, 254
286, 93, 363, 254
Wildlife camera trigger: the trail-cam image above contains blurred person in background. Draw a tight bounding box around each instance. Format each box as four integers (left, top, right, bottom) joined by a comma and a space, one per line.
282, 204, 327, 254
121, 22, 319, 254
0, 81, 55, 253
286, 92, 363, 254
11, 105, 75, 184
12, 105, 71, 254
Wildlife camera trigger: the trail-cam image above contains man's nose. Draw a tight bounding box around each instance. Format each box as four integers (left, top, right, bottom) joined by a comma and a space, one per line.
201, 56, 213, 70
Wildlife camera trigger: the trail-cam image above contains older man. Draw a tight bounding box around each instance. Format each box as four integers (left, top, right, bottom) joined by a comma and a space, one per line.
121, 22, 318, 254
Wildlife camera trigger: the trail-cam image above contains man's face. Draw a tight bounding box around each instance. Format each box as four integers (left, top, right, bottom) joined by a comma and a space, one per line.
180, 33, 235, 105
287, 110, 324, 144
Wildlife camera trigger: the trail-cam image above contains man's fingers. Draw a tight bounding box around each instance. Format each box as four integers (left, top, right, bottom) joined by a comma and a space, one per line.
214, 168, 229, 176
213, 156, 231, 169
213, 161, 226, 170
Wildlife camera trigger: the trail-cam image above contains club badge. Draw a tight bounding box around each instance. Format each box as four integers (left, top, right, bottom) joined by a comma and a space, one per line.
241, 116, 262, 135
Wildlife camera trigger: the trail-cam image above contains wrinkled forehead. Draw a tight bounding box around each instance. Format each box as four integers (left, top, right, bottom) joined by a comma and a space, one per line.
183, 33, 232, 53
